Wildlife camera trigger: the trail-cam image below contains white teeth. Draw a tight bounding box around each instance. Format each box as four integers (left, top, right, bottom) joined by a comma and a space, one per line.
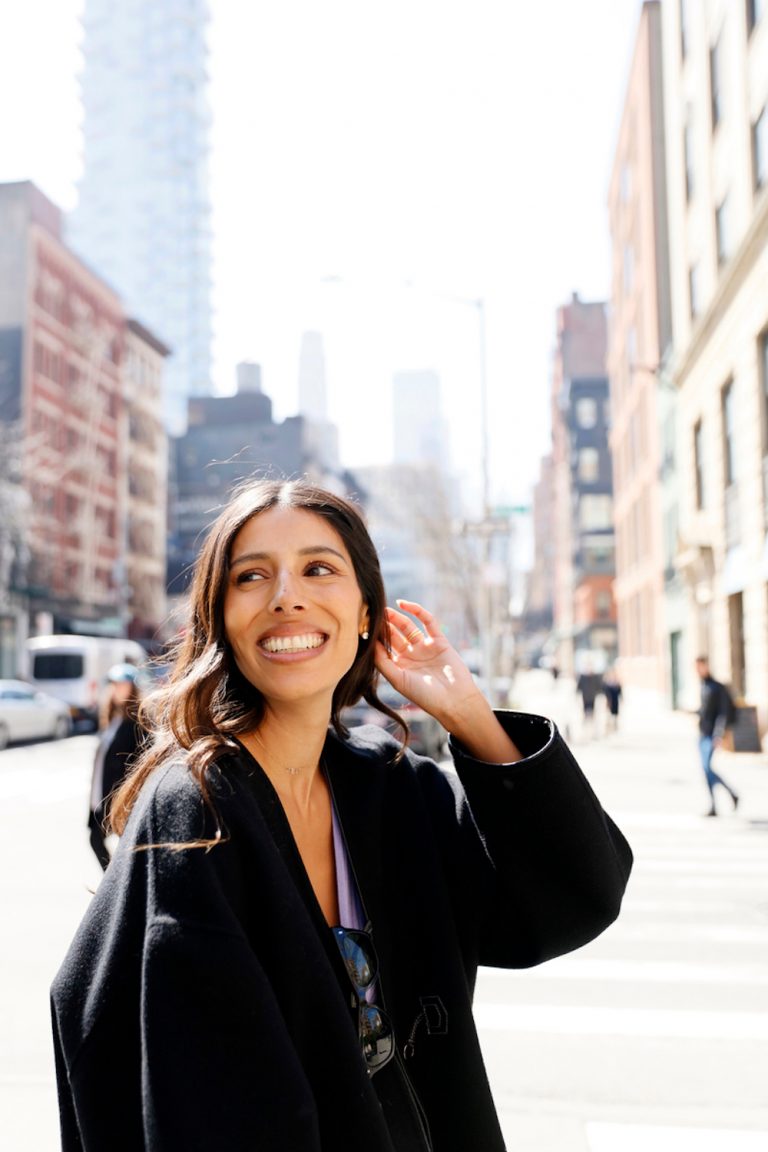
260, 633, 325, 653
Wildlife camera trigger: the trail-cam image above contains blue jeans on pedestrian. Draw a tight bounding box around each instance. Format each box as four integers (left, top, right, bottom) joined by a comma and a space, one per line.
698, 735, 733, 804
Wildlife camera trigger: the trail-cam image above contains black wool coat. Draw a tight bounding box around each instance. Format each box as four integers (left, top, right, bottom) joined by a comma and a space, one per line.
90, 717, 144, 821
51, 712, 632, 1152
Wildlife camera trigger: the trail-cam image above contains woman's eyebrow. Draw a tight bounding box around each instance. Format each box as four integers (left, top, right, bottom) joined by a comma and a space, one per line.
229, 545, 348, 568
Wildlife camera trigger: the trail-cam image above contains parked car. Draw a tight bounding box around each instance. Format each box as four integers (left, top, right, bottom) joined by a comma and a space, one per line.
341, 685, 447, 761
0, 680, 73, 750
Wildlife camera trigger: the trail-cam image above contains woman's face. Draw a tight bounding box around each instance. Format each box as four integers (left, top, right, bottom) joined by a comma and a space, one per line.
111, 680, 134, 706
223, 505, 370, 712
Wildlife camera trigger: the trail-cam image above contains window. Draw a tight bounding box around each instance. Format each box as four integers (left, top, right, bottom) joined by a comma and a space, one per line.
753, 104, 767, 191
623, 245, 634, 294
715, 196, 731, 265
664, 505, 679, 573
684, 117, 695, 201
694, 419, 705, 508
575, 397, 598, 428
747, 0, 764, 35
722, 379, 736, 486
688, 263, 701, 320
32, 653, 84, 680
710, 35, 723, 130
595, 590, 613, 620
578, 448, 600, 483
626, 327, 637, 377
579, 494, 613, 530
680, 0, 690, 58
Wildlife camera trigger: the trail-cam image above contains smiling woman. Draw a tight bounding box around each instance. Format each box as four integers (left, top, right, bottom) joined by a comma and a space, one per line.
50, 477, 633, 1152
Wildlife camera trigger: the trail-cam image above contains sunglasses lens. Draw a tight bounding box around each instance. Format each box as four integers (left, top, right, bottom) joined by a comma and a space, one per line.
359, 1003, 394, 1071
332, 926, 394, 1075
335, 929, 375, 992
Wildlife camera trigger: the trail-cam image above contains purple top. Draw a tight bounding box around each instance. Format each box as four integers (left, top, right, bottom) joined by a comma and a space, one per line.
331, 798, 376, 1002
331, 799, 366, 931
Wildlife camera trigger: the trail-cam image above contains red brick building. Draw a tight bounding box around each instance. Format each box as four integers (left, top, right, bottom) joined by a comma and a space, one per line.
0, 182, 168, 667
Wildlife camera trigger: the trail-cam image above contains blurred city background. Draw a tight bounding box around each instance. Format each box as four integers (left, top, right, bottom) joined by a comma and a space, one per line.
1, 0, 767, 1149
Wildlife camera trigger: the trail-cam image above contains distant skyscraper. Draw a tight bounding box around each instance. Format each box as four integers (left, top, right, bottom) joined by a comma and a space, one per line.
298, 331, 328, 421
69, 0, 213, 433
392, 369, 446, 468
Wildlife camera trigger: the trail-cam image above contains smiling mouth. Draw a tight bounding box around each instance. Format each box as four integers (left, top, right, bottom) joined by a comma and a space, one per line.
259, 633, 327, 654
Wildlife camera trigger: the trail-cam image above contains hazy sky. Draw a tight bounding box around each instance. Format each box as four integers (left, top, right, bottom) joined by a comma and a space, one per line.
0, 0, 643, 508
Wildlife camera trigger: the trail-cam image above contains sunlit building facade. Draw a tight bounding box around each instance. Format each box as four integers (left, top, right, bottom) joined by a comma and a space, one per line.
551, 296, 616, 676
0, 182, 169, 663
123, 320, 170, 642
607, 0, 673, 708
661, 0, 768, 718
69, 0, 213, 434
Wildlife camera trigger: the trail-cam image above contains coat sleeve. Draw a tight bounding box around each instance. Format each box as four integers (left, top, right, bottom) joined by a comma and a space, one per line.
449, 710, 633, 968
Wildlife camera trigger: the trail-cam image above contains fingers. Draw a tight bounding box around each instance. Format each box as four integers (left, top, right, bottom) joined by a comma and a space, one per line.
386, 606, 433, 651
388, 600, 440, 648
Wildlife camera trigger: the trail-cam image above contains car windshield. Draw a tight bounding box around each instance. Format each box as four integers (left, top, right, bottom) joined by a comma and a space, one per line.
32, 653, 84, 680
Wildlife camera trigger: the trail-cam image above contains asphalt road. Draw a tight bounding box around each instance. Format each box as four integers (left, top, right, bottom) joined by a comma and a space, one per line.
1, 673, 767, 1150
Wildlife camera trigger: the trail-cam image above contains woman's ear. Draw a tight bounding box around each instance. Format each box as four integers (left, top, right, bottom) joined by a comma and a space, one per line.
359, 607, 370, 640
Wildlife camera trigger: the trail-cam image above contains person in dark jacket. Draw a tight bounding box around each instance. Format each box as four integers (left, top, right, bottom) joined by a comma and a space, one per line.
576, 661, 603, 738
695, 655, 739, 816
87, 662, 144, 870
51, 479, 632, 1152
601, 669, 622, 733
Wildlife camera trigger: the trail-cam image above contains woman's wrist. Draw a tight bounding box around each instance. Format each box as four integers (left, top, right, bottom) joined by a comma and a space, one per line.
442, 693, 522, 763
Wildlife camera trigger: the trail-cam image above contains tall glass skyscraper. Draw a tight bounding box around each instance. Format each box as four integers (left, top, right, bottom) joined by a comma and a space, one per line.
69, 0, 212, 433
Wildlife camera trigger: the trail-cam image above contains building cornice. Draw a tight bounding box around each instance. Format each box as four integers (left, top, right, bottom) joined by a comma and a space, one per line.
126, 317, 172, 357
675, 189, 768, 388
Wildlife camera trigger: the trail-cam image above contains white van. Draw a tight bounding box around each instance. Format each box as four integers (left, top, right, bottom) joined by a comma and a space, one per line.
24, 635, 148, 727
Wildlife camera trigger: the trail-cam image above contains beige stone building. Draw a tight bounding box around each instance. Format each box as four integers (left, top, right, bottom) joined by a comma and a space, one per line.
661, 0, 768, 716
123, 320, 170, 643
607, 0, 673, 709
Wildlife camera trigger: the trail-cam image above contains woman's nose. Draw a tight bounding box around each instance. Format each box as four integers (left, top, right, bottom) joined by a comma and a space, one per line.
269, 570, 305, 612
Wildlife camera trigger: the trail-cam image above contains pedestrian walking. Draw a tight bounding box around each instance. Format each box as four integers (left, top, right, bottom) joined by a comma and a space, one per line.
87, 663, 144, 870
602, 669, 622, 733
695, 655, 739, 817
576, 661, 603, 738
51, 478, 632, 1152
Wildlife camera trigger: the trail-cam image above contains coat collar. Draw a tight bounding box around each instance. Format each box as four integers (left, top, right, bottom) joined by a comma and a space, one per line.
230, 727, 397, 1003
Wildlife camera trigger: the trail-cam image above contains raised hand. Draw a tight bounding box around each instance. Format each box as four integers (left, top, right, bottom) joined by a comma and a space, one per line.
374, 600, 481, 727
374, 601, 521, 762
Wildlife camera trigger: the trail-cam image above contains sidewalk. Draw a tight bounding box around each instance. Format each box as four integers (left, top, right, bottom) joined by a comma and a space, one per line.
509, 669, 768, 822
484, 668, 768, 1151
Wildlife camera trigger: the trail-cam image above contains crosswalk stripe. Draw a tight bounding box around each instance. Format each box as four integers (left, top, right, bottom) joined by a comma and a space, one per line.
479, 957, 768, 984
586, 1123, 768, 1151
474, 1002, 768, 1039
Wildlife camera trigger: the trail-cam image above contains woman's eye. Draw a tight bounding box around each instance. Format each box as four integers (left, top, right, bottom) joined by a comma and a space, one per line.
305, 561, 334, 577
235, 570, 266, 585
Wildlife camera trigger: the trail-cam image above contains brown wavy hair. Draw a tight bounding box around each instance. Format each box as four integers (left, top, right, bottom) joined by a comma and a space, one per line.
109, 478, 406, 839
